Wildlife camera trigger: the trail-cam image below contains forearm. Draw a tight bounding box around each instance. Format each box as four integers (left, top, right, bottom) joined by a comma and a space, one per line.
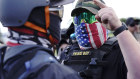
93, 0, 140, 78
117, 30, 140, 78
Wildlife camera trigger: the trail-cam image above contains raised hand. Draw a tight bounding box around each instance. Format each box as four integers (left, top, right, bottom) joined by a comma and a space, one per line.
93, 0, 122, 30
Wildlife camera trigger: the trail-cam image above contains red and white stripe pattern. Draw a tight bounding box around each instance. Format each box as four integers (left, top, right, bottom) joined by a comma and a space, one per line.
85, 22, 107, 49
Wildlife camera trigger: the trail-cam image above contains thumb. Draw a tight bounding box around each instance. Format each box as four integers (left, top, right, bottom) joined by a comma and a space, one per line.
95, 15, 102, 23
95, 14, 108, 24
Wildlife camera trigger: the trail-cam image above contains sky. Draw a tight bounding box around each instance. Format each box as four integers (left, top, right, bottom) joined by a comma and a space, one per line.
0, 0, 140, 33
61, 0, 140, 29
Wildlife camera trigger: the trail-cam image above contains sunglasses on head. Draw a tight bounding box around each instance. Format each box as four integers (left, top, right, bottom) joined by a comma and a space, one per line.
49, 5, 64, 18
73, 11, 97, 26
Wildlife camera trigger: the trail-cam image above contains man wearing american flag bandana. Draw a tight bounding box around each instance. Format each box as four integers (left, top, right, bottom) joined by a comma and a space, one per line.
61, 0, 127, 79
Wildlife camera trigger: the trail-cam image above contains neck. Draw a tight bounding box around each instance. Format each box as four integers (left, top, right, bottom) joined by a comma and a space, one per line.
7, 29, 53, 50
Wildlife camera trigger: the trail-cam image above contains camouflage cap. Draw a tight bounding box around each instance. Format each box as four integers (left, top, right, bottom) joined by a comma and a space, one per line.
71, 0, 105, 16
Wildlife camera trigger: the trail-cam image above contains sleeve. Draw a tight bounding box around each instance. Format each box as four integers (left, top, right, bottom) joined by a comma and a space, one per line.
113, 43, 127, 79
117, 45, 128, 79
36, 63, 82, 79
116, 44, 127, 79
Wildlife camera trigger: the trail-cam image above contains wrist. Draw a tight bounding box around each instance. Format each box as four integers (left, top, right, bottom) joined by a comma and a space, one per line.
113, 21, 122, 30
113, 22, 128, 36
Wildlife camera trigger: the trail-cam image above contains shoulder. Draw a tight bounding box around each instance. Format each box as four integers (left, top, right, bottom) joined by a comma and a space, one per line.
36, 63, 82, 79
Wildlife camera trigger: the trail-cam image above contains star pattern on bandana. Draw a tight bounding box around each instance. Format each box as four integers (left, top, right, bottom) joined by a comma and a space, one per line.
75, 23, 91, 47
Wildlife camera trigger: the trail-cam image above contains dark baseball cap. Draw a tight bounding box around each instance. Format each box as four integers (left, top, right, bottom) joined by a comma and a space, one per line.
126, 17, 136, 27
71, 0, 105, 16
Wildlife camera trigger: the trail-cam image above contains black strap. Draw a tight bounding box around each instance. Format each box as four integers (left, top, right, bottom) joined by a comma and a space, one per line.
113, 22, 128, 36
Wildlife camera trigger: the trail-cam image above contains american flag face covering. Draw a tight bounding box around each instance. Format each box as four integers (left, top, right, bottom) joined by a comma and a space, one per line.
75, 22, 107, 50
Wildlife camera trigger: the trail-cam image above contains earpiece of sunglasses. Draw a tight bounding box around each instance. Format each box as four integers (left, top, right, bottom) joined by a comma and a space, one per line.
49, 5, 64, 18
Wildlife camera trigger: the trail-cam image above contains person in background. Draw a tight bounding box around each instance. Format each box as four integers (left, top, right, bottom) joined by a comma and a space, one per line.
94, 0, 140, 78
57, 23, 75, 60
126, 17, 138, 35
134, 18, 140, 42
126, 17, 140, 42
0, 0, 82, 79
57, 39, 69, 59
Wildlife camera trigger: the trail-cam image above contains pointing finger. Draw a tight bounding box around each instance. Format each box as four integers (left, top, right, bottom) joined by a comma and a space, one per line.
93, 0, 107, 8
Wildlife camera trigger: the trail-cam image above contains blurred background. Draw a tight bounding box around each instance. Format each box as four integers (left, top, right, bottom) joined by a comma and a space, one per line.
0, 0, 140, 45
